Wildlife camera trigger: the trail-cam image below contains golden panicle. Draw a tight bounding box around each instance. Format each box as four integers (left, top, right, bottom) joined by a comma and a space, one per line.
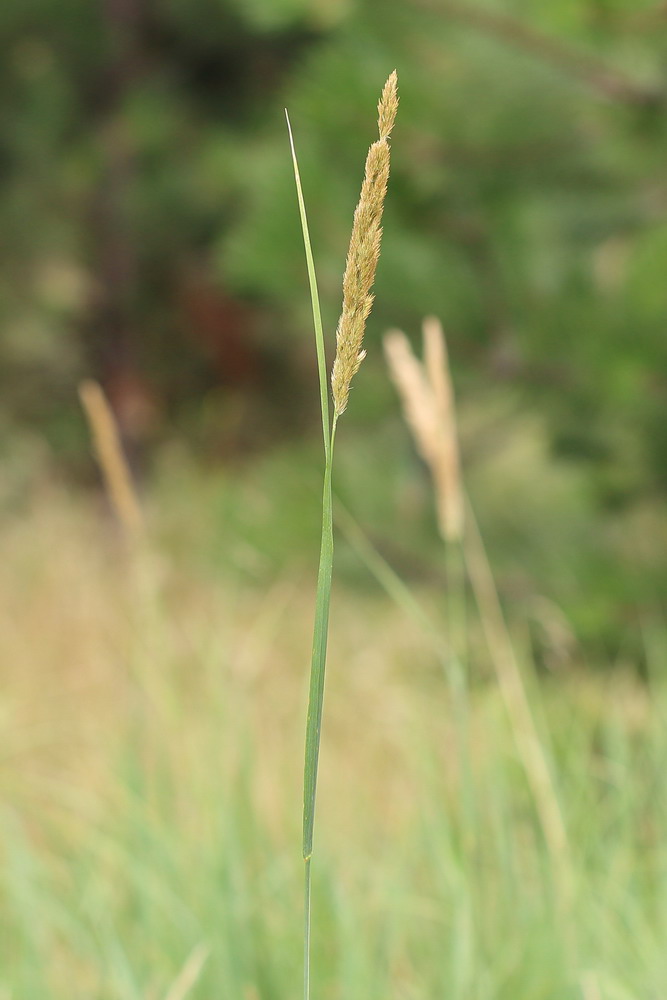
331, 71, 398, 417
383, 319, 463, 542
377, 69, 399, 140
78, 379, 143, 536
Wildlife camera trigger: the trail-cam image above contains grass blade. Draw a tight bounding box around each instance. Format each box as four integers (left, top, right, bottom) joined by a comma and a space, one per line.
286, 107, 337, 1000
285, 110, 331, 460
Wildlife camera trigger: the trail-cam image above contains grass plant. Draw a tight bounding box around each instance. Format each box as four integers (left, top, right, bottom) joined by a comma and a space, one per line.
287, 71, 398, 999
384, 318, 573, 925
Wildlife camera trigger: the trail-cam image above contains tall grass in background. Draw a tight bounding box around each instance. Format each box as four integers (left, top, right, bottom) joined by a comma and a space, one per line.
287, 71, 398, 1000
384, 319, 573, 941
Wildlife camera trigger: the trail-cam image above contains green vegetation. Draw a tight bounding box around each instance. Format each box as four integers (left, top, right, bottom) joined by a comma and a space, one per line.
2, 0, 667, 652
1, 481, 666, 997
2, 1, 667, 994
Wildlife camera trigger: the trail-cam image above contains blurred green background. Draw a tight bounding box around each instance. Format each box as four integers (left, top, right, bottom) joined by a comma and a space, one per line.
5, 4, 667, 997
2, 0, 667, 657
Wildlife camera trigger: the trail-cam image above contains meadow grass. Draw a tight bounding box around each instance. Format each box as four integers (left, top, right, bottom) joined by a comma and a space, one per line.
0, 483, 667, 998
1, 72, 666, 1000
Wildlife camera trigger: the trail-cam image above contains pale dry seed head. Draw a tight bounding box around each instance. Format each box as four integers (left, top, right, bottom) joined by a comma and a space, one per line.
383, 321, 463, 542
331, 71, 398, 416
384, 329, 440, 464
78, 379, 143, 535
422, 316, 464, 540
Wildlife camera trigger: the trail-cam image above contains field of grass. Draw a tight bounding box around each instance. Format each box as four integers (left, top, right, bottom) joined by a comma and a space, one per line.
1, 470, 666, 1000
3, 73, 665, 998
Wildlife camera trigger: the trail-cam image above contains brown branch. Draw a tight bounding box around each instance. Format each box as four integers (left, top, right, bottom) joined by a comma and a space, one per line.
434, 0, 665, 107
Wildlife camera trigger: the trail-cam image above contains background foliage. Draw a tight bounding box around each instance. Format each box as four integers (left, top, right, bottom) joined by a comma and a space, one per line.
2, 0, 667, 653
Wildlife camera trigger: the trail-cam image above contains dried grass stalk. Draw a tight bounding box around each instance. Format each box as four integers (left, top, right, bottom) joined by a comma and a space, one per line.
331, 70, 398, 417
164, 944, 210, 1000
78, 379, 143, 535
384, 320, 572, 915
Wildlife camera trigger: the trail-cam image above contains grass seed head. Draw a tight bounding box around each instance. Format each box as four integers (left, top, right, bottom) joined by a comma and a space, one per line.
331, 71, 398, 417
78, 379, 143, 536
383, 320, 463, 542
377, 69, 399, 140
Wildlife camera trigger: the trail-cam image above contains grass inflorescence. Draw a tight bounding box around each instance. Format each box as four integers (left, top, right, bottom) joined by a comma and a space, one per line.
331, 70, 398, 418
